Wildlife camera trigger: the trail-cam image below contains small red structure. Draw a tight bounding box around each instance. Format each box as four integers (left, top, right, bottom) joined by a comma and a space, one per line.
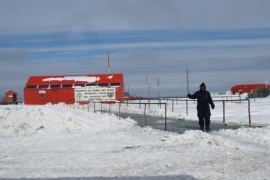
1, 90, 18, 104
231, 84, 269, 94
24, 73, 124, 105
124, 92, 144, 100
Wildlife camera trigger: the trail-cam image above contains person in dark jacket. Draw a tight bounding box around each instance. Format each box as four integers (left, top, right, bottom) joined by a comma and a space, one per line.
187, 82, 215, 131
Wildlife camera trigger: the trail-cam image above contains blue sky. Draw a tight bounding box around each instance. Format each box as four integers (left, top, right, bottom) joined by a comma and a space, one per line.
1, 0, 270, 98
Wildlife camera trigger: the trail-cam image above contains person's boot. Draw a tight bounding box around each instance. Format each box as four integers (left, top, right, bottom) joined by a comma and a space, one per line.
200, 126, 204, 131
206, 125, 210, 131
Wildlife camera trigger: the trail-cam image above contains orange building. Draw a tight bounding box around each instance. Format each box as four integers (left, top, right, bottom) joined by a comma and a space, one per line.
231, 84, 269, 94
24, 73, 124, 105
2, 90, 18, 104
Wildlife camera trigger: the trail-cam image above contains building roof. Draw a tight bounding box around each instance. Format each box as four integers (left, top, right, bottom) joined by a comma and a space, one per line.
25, 73, 123, 86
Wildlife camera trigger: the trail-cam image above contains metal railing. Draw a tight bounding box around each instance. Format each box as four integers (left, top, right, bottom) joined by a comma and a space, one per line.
92, 101, 168, 130
68, 97, 252, 131
150, 98, 252, 126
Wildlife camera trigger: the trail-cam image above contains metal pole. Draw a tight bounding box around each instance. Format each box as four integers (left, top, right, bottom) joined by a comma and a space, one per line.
223, 100, 225, 123
128, 84, 129, 96
172, 100, 174, 112
248, 99, 251, 126
186, 98, 188, 115
155, 77, 160, 108
108, 52, 110, 74
148, 85, 150, 109
164, 103, 167, 131
186, 69, 190, 94
144, 104, 147, 126
157, 78, 160, 100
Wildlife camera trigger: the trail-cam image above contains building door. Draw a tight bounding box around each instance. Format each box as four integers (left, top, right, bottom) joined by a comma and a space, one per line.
13, 94, 17, 102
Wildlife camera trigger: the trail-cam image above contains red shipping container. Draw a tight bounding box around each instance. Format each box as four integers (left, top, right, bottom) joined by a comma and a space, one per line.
24, 73, 124, 105
231, 84, 268, 94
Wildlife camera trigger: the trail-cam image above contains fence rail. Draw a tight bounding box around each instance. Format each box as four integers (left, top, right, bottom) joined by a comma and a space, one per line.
93, 102, 168, 130
67, 98, 251, 131
69, 98, 252, 131
122, 98, 252, 126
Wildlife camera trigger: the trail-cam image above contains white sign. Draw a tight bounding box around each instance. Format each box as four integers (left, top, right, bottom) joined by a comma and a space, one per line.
39, 90, 46, 94
74, 87, 116, 101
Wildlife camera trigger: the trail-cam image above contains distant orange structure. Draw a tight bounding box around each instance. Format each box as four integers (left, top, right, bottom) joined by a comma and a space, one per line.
24, 73, 124, 105
231, 84, 269, 94
124, 92, 144, 100
1, 90, 18, 104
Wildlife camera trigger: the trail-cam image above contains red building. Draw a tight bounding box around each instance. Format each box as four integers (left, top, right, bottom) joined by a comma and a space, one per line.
24, 73, 124, 105
231, 84, 269, 94
1, 90, 18, 104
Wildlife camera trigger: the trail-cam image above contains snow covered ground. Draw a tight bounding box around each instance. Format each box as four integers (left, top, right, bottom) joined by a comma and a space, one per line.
0, 96, 270, 179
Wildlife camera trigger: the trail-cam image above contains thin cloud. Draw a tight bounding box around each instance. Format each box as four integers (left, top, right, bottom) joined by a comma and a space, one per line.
1, 0, 270, 97
1, 0, 270, 34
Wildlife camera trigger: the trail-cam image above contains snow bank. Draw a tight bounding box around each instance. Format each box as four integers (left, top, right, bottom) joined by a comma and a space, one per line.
0, 104, 137, 137
1, 103, 270, 179
219, 126, 270, 146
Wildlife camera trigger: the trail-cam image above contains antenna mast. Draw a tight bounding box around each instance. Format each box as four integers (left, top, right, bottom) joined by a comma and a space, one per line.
186, 69, 189, 94
108, 52, 110, 74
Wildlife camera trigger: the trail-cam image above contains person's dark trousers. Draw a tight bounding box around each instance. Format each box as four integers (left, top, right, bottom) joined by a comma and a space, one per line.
197, 106, 211, 129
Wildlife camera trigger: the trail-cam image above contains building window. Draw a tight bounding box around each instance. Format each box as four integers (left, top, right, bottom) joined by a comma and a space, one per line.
26, 85, 38, 88
98, 83, 109, 87
62, 84, 73, 88
39, 90, 46, 98
110, 82, 121, 87
86, 83, 97, 87
74, 84, 85, 87
50, 85, 61, 88
38, 85, 49, 88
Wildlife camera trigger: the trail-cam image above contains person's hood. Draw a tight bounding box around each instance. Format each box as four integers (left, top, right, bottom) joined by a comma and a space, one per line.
200, 82, 206, 88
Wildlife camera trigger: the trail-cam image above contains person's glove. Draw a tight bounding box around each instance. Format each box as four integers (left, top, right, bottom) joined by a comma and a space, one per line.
187, 93, 191, 98
211, 104, 215, 109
